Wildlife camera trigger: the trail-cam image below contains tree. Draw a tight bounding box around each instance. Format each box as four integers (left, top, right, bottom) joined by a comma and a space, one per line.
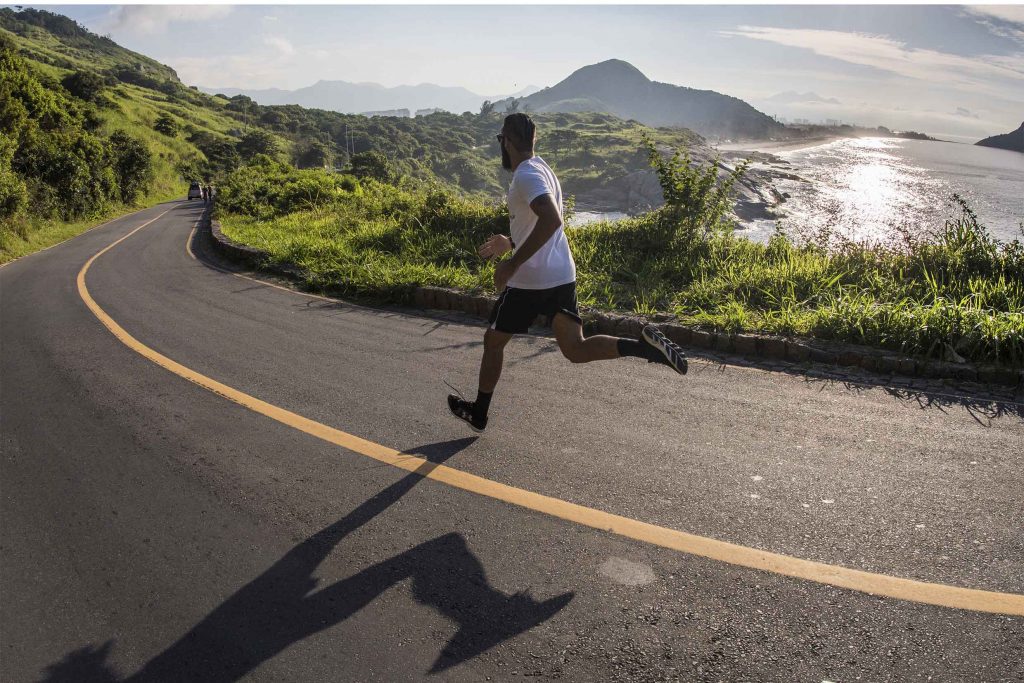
0, 133, 26, 222
108, 130, 153, 204
294, 141, 333, 169
505, 98, 520, 114
642, 134, 749, 236
174, 156, 209, 184
349, 151, 395, 183
202, 138, 241, 175
61, 70, 105, 102
154, 112, 179, 137
479, 100, 495, 116
237, 129, 280, 161
260, 109, 286, 127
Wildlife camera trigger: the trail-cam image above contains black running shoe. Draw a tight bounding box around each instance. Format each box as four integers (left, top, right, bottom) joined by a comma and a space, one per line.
448, 395, 488, 432
641, 325, 688, 375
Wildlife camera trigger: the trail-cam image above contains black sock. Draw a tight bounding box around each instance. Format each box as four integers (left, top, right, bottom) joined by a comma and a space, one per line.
474, 390, 493, 417
617, 337, 661, 362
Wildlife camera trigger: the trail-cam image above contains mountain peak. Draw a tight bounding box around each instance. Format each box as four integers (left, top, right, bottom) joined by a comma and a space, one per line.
570, 59, 650, 84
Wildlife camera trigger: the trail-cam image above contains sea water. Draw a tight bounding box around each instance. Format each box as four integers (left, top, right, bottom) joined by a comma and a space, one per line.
741, 137, 1024, 244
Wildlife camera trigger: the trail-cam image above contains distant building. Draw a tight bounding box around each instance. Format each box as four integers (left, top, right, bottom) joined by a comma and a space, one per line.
361, 109, 411, 118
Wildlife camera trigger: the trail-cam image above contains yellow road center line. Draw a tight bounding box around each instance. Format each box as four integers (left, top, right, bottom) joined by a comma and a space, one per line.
79, 210, 1024, 617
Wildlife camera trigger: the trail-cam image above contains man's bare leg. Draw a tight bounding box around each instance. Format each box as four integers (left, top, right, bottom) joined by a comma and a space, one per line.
479, 328, 513, 392
447, 327, 514, 431
552, 313, 620, 363
552, 313, 688, 373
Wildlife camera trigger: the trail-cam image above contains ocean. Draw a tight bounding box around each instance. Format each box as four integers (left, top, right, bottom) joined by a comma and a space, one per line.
741, 137, 1024, 244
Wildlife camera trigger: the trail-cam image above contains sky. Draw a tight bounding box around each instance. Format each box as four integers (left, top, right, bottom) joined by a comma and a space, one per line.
36, 4, 1024, 139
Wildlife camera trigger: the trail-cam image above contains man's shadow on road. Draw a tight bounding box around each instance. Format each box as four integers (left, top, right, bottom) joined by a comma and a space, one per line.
37, 437, 572, 682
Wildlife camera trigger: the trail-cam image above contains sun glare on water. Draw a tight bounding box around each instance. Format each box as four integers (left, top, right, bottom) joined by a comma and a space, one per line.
791, 138, 938, 243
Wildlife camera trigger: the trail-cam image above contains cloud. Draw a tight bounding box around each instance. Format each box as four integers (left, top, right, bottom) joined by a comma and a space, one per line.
173, 40, 338, 90
954, 106, 980, 119
966, 6, 1024, 25
962, 6, 1024, 44
721, 26, 1024, 97
264, 36, 295, 56
101, 5, 233, 35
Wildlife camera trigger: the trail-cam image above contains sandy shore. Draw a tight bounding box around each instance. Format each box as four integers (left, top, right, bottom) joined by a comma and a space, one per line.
714, 135, 845, 154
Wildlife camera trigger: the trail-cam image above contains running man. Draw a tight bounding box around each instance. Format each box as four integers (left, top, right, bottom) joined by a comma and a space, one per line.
448, 113, 688, 432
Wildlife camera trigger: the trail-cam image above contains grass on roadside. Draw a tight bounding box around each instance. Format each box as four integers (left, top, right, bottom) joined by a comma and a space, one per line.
219, 160, 1024, 367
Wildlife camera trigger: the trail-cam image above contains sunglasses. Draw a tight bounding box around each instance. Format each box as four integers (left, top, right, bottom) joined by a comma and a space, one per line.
495, 133, 505, 143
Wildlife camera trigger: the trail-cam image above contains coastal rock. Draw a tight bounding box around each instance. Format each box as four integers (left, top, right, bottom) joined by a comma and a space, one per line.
976, 122, 1024, 153
573, 145, 791, 222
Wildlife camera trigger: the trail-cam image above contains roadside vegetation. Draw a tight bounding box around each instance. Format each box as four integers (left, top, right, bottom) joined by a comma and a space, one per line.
0, 7, 696, 262
0, 9, 292, 261
5, 8, 1021, 367
219, 141, 1023, 367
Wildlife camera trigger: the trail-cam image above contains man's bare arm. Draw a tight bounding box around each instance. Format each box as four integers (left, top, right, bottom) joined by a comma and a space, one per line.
508, 194, 562, 269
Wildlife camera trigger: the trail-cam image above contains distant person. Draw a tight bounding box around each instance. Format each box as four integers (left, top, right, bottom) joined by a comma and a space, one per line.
447, 113, 687, 432
208, 184, 216, 202
201, 185, 208, 202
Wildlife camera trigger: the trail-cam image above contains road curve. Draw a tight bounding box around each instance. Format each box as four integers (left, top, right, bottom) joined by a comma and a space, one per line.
2, 201, 1022, 681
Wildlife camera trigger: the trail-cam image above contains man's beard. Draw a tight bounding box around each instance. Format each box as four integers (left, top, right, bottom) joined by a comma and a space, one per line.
501, 143, 512, 171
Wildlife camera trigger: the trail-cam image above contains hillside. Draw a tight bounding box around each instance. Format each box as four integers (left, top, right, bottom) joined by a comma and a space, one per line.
976, 122, 1024, 153
0, 7, 294, 258
500, 59, 785, 141
2, 7, 781, 261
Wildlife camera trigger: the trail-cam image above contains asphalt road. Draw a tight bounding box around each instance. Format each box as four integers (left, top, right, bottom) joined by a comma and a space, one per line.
2, 200, 1022, 682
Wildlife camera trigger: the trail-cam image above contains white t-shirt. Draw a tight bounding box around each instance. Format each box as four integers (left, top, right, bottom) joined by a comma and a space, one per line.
506, 156, 576, 290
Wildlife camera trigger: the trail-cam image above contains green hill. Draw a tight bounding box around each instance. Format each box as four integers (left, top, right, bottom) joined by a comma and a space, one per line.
1, 7, 706, 261
500, 59, 785, 141
0, 8, 293, 259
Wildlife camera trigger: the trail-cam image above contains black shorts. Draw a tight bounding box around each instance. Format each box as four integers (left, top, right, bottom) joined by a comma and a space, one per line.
488, 281, 582, 334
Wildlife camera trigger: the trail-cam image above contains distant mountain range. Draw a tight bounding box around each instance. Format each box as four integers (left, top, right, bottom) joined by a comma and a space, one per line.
205, 59, 783, 140
496, 59, 784, 140
976, 122, 1024, 153
198, 82, 540, 116
764, 91, 840, 105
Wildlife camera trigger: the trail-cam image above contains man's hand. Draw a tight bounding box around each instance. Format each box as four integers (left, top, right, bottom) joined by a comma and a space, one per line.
478, 234, 513, 260
494, 260, 517, 291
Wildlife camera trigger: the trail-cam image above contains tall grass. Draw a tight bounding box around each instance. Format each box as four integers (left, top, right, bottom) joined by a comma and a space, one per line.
220, 162, 1024, 366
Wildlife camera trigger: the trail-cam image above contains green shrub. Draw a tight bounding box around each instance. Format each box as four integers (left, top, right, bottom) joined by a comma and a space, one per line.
13, 127, 117, 219
237, 129, 280, 161
154, 112, 179, 137
108, 131, 153, 204
349, 151, 395, 183
61, 70, 105, 102
0, 165, 27, 222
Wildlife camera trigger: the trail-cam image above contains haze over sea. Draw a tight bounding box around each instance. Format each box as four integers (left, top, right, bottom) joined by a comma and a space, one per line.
742, 138, 1024, 244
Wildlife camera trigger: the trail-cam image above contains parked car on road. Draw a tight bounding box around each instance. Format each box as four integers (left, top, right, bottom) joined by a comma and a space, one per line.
188, 181, 202, 200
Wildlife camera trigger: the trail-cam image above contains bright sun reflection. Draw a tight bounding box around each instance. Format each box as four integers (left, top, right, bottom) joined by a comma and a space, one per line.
773, 137, 952, 244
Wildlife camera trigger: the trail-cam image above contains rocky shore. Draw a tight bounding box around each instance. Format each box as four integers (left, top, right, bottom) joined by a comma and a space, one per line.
569, 143, 808, 228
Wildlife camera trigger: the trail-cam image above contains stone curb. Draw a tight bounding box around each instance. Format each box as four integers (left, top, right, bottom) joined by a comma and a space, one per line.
206, 217, 1023, 389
